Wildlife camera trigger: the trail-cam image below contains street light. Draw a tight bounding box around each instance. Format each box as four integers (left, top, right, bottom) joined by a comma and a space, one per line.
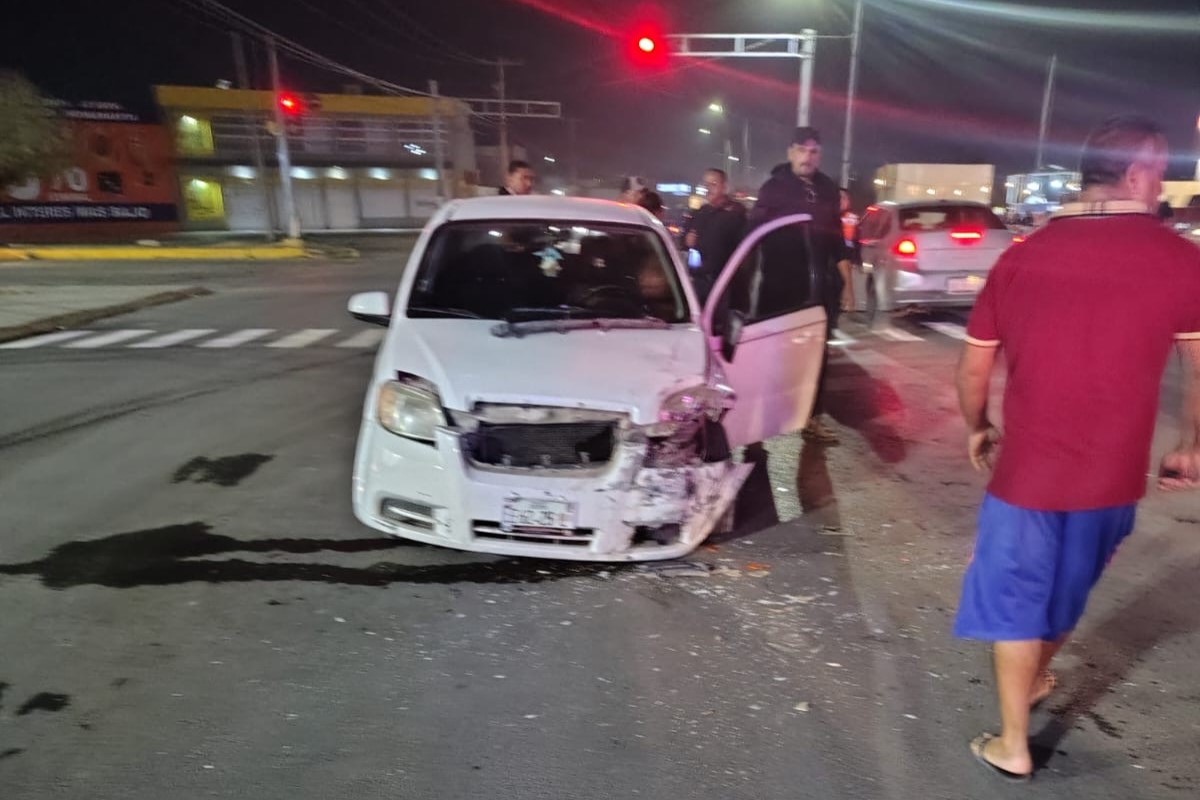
708, 102, 723, 114
544, 156, 557, 163
698, 127, 712, 135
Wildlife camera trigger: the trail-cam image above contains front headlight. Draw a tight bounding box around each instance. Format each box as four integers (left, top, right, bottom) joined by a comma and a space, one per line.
376, 380, 446, 442
645, 384, 733, 437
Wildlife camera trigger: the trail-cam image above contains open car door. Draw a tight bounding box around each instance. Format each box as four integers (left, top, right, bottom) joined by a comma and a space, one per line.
702, 214, 827, 449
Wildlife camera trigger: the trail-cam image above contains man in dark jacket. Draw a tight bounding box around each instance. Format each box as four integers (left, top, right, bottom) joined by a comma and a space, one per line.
684, 168, 747, 302
749, 126, 853, 443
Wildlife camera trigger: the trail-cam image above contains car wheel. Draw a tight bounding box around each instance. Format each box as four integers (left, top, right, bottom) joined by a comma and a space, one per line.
864, 275, 879, 328
701, 420, 731, 463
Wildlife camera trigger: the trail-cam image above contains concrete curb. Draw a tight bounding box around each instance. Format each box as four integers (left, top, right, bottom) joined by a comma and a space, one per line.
0, 287, 213, 345
1, 245, 309, 261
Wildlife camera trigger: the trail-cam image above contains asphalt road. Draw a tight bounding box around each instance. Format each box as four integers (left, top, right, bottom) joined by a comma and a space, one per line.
1, 245, 1197, 799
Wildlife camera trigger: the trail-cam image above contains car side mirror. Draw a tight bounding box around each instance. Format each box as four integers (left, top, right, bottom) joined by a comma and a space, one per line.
721, 309, 746, 362
348, 291, 391, 326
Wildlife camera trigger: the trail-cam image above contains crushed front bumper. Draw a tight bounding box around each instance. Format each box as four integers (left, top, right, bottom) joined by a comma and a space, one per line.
352, 422, 751, 562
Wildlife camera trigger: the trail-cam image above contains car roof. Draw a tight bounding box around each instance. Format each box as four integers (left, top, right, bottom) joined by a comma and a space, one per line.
881, 199, 994, 209
440, 195, 657, 226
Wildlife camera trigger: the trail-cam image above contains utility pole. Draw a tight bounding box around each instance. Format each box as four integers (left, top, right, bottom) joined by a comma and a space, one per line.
742, 117, 752, 187
1035, 54, 1057, 171
231, 31, 274, 241
840, 0, 864, 188
567, 117, 579, 193
429, 80, 448, 203
267, 36, 300, 240
487, 58, 522, 170
798, 29, 817, 126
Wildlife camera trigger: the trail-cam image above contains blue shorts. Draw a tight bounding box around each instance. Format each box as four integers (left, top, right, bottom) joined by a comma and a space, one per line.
953, 493, 1135, 642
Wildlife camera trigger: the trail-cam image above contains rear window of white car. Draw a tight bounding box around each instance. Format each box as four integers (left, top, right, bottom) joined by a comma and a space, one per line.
898, 205, 1006, 232
407, 221, 689, 323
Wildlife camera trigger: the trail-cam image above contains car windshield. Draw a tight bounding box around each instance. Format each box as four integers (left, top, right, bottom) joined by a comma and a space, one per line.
406, 221, 689, 324
898, 205, 1007, 231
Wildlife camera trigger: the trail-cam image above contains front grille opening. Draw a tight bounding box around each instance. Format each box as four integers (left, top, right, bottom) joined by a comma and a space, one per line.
632, 524, 681, 546
467, 422, 615, 468
473, 520, 594, 546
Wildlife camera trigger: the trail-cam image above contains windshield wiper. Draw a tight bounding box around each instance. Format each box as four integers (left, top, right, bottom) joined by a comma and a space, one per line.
407, 306, 485, 319
503, 305, 594, 321
491, 316, 672, 338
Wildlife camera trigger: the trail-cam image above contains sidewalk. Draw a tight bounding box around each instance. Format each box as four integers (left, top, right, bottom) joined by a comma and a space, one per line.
0, 285, 211, 344
0, 241, 310, 262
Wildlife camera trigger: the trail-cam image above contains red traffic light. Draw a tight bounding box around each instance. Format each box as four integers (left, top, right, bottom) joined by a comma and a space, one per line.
278, 93, 303, 115
626, 27, 668, 69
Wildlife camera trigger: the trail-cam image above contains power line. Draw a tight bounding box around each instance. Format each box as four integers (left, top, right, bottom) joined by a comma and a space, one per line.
366, 0, 495, 66
178, 0, 432, 97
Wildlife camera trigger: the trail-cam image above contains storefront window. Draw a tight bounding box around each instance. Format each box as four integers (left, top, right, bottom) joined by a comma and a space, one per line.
177, 114, 215, 155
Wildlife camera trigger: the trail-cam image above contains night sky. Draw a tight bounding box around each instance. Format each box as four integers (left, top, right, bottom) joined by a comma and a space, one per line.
8, 0, 1200, 190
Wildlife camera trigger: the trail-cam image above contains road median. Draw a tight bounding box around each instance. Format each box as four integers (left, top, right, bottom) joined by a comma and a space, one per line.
0, 285, 213, 345
0, 242, 310, 261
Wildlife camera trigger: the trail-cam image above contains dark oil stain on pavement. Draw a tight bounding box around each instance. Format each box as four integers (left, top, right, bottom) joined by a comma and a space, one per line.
16, 693, 70, 716
172, 454, 274, 487
0, 522, 621, 589
0, 748, 24, 762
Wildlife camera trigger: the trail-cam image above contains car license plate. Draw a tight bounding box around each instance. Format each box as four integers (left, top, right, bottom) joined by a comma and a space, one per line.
947, 275, 985, 294
501, 498, 576, 532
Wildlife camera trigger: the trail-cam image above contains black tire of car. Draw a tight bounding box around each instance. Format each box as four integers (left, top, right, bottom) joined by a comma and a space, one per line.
865, 275, 879, 328
701, 419, 732, 463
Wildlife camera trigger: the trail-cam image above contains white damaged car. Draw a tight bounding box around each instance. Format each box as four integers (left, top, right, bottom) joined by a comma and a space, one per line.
348, 196, 825, 561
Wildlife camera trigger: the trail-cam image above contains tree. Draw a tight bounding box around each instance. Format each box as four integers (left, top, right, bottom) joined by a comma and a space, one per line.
0, 71, 71, 189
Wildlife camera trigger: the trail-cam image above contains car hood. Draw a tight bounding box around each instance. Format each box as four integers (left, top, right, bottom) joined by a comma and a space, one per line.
378, 319, 709, 424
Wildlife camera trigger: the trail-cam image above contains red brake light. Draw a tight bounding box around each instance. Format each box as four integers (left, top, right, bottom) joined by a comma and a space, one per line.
278, 93, 302, 115
638, 36, 656, 53
894, 238, 917, 257
949, 229, 983, 242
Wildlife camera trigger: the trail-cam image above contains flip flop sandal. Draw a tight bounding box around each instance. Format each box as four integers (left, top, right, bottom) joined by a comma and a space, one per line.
970, 733, 1033, 783
1031, 669, 1058, 708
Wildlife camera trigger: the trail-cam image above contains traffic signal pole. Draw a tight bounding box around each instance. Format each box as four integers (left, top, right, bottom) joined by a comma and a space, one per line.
839, 1, 864, 188
668, 32, 819, 127
267, 36, 300, 240
231, 31, 275, 241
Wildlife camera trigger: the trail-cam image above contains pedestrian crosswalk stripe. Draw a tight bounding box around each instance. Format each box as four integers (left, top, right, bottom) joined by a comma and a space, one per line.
0, 330, 94, 349
827, 329, 857, 347
336, 329, 386, 349
874, 326, 924, 342
922, 321, 969, 341
128, 329, 217, 348
63, 329, 154, 348
197, 328, 276, 348
0, 327, 393, 351
267, 328, 339, 348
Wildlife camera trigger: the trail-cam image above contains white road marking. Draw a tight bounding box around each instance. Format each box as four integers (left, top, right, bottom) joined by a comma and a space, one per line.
336, 329, 387, 348
922, 321, 969, 341
128, 329, 217, 348
266, 328, 339, 348
827, 329, 858, 347
63, 329, 155, 348
197, 328, 276, 348
0, 330, 94, 349
874, 325, 924, 342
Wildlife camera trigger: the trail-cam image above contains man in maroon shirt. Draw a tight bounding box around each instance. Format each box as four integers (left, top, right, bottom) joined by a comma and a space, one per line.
953, 116, 1200, 782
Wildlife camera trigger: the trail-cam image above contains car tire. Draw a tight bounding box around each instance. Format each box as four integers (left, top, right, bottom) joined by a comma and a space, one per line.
701, 420, 732, 463
864, 275, 879, 328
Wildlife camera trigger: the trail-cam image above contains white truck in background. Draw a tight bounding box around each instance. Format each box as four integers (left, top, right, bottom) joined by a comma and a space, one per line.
872, 164, 996, 205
